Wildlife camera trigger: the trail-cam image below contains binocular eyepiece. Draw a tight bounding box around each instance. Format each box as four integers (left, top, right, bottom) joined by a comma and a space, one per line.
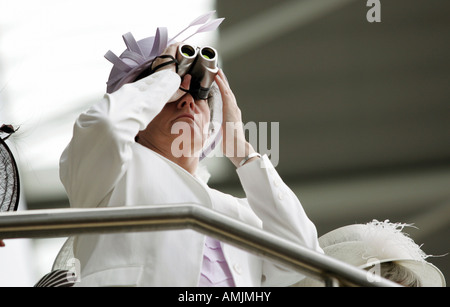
176, 44, 219, 100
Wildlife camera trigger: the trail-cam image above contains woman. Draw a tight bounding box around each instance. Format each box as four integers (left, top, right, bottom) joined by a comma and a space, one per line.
57, 19, 322, 287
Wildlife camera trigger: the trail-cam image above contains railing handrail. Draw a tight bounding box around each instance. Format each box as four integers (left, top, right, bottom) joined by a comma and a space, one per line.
0, 204, 400, 287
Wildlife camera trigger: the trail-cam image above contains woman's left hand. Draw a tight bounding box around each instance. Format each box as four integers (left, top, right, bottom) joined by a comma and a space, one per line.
215, 69, 257, 167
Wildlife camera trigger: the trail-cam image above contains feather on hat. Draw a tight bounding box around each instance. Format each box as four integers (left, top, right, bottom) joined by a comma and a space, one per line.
104, 11, 224, 94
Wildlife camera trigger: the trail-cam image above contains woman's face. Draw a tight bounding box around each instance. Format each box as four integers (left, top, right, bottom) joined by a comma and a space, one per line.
145, 92, 211, 157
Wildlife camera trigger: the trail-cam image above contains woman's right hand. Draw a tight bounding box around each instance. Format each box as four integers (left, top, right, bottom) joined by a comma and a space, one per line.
150, 43, 180, 74
151, 43, 192, 103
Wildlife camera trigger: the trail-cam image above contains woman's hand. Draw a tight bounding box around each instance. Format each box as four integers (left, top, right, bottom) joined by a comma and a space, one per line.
169, 74, 191, 103
150, 43, 180, 74
151, 43, 192, 103
215, 69, 258, 167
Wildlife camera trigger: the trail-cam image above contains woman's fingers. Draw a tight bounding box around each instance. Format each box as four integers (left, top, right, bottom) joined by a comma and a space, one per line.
215, 69, 233, 100
180, 74, 191, 91
215, 69, 241, 124
217, 69, 230, 87
168, 74, 192, 103
151, 43, 181, 73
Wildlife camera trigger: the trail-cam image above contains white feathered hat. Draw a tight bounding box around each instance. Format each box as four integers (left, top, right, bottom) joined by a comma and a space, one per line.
298, 220, 446, 287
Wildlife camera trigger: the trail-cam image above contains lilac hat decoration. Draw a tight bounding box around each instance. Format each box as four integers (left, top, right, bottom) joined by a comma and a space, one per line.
105, 11, 224, 94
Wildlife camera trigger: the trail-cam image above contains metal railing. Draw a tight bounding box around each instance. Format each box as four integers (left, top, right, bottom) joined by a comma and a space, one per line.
0, 204, 399, 287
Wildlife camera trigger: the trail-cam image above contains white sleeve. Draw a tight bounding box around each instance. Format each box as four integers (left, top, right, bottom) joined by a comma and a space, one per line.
236, 155, 323, 286
60, 70, 181, 208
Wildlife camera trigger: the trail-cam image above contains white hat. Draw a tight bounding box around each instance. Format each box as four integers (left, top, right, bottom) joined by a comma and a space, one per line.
297, 220, 446, 287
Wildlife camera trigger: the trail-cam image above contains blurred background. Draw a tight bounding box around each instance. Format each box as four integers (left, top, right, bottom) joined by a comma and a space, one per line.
0, 0, 449, 286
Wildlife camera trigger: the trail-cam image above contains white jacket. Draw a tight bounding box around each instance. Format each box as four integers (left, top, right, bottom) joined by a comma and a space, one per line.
59, 70, 323, 287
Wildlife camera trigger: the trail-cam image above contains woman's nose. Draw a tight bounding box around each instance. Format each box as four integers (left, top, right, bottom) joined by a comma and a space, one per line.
177, 93, 195, 110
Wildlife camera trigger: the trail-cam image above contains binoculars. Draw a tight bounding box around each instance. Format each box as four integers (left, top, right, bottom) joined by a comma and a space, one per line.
176, 44, 219, 100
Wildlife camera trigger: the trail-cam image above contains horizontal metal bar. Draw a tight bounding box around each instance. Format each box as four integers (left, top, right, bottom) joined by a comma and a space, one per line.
0, 204, 399, 287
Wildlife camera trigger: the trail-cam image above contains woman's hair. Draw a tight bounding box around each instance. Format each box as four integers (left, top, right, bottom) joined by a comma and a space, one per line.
376, 262, 421, 287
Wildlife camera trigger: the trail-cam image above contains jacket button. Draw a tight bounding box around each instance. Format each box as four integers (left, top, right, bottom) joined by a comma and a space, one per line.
273, 179, 280, 187
233, 263, 242, 275
278, 191, 284, 200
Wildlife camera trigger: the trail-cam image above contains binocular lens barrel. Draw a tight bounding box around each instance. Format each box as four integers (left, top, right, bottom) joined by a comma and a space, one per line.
177, 44, 198, 76
200, 47, 216, 60
180, 44, 197, 58
177, 44, 219, 100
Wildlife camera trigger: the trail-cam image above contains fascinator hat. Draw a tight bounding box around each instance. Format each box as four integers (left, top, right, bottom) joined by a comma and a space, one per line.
104, 11, 224, 161
298, 220, 446, 287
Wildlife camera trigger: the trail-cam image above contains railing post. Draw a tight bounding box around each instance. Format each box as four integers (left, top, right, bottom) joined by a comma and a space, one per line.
324, 277, 340, 287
